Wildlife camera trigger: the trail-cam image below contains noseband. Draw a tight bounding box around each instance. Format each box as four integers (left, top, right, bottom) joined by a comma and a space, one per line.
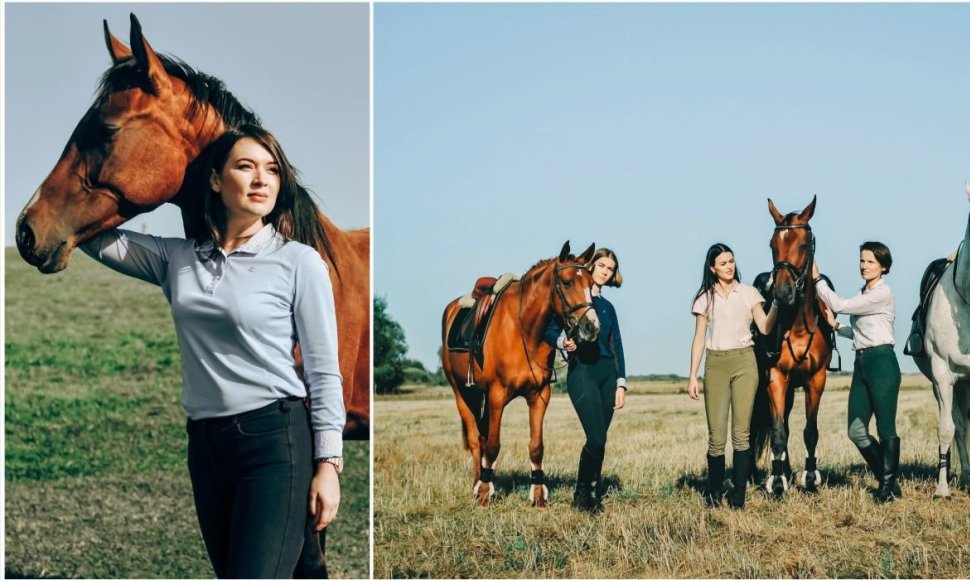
772, 224, 816, 297
553, 263, 595, 339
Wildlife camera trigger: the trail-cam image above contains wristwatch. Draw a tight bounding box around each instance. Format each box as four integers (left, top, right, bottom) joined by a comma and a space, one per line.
315, 456, 343, 473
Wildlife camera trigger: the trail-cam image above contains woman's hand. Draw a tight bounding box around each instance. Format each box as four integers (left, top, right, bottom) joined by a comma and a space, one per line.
687, 376, 701, 400
614, 387, 626, 410
309, 462, 341, 531
562, 338, 577, 352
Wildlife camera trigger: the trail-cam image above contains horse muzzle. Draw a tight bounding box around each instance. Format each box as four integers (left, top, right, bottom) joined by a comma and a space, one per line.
573, 309, 601, 344
16, 216, 73, 274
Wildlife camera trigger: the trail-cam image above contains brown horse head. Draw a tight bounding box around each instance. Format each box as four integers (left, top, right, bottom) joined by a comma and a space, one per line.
768, 195, 817, 307
550, 241, 600, 343
16, 14, 246, 273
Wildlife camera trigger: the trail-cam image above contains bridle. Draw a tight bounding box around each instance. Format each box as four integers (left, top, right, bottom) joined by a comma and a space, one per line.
772, 223, 816, 298
517, 261, 596, 390
771, 223, 820, 367
552, 263, 596, 339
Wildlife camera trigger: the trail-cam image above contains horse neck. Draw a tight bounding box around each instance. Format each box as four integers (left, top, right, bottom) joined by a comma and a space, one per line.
514, 263, 557, 345
957, 220, 970, 293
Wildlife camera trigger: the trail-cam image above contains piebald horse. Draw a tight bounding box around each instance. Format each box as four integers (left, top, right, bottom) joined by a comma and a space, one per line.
912, 189, 970, 498
441, 242, 600, 507
14, 14, 368, 577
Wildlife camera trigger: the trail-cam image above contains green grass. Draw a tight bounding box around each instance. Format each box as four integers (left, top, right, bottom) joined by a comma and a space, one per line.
375, 381, 969, 578
5, 248, 370, 578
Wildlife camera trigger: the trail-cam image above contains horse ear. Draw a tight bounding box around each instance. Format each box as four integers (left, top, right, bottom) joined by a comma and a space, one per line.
129, 13, 172, 95
558, 241, 571, 262
767, 198, 784, 225
103, 19, 132, 64
579, 243, 596, 263
798, 195, 817, 222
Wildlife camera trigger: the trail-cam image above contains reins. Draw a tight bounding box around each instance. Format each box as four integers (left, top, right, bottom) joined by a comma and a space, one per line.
772, 223, 820, 368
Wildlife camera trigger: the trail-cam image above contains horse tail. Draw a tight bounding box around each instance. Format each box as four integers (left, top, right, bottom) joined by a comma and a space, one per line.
749, 357, 773, 464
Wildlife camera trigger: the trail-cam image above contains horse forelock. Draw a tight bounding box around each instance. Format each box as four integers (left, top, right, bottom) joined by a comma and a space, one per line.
94, 53, 259, 131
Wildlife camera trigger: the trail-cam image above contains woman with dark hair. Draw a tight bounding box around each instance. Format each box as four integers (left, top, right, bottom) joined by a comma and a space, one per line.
688, 243, 777, 509
80, 124, 344, 576
543, 247, 626, 513
813, 241, 901, 503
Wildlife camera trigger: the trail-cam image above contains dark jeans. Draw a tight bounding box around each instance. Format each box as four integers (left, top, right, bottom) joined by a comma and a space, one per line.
568, 356, 618, 461
848, 345, 901, 446
187, 397, 312, 579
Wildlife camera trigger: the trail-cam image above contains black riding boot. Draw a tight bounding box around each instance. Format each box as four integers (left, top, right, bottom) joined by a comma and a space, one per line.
590, 453, 606, 511
704, 454, 725, 507
855, 435, 883, 480
728, 449, 752, 510
573, 448, 599, 512
876, 437, 902, 503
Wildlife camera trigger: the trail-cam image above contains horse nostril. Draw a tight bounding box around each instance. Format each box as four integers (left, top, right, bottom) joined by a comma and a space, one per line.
16, 221, 37, 262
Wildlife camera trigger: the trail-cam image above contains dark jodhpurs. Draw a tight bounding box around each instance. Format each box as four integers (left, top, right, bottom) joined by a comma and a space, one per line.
568, 355, 618, 470
187, 397, 312, 579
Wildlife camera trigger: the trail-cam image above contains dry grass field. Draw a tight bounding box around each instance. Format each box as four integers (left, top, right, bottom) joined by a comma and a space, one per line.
375, 377, 969, 578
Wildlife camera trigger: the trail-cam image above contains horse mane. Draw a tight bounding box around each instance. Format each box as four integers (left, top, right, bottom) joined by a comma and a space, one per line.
94, 53, 343, 276
95, 53, 259, 130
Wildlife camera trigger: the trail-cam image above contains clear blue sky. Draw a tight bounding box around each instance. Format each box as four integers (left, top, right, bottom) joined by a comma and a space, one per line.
375, 3, 970, 376
4, 2, 370, 247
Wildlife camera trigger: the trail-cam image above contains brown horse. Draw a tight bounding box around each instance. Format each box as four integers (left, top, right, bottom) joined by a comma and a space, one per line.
441, 242, 600, 507
751, 196, 833, 498
13, 14, 367, 577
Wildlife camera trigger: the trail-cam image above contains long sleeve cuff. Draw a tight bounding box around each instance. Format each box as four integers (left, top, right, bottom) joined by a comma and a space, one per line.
616, 377, 627, 389
314, 429, 344, 460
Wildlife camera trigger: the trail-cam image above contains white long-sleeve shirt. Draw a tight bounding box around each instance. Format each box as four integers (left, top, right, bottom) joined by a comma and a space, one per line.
81, 224, 345, 458
816, 278, 895, 350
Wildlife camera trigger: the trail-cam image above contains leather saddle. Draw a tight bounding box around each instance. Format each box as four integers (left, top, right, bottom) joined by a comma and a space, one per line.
905, 256, 951, 356
447, 273, 518, 369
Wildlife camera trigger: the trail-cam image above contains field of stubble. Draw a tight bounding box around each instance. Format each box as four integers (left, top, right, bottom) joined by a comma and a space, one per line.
375, 377, 969, 578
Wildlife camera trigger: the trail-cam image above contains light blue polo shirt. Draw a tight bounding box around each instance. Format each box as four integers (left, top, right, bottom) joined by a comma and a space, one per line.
81, 224, 344, 458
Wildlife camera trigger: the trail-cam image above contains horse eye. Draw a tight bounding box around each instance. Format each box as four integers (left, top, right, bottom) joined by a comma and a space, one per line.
563, 279, 573, 289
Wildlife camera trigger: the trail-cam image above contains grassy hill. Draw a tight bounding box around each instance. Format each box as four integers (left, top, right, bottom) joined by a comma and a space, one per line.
5, 248, 369, 578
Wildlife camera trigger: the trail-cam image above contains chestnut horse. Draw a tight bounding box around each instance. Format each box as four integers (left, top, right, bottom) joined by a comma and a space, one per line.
441, 242, 600, 507
14, 14, 368, 577
751, 196, 833, 498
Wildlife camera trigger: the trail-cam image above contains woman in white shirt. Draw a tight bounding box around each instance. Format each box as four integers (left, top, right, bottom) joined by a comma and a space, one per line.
688, 243, 777, 509
813, 241, 901, 503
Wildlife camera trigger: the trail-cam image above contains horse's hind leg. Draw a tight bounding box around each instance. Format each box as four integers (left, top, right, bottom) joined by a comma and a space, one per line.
452, 384, 485, 495
799, 372, 825, 493
954, 385, 970, 491
526, 385, 551, 507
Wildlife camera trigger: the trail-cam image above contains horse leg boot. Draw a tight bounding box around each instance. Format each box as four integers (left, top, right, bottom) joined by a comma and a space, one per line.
855, 435, 883, 481
573, 447, 598, 512
728, 449, 753, 509
704, 454, 725, 507
876, 437, 902, 503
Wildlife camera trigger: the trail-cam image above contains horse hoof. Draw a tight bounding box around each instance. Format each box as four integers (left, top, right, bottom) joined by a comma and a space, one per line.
933, 489, 952, 500
529, 484, 549, 507
473, 480, 495, 506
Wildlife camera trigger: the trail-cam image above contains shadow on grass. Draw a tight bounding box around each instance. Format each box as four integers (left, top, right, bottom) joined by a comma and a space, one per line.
488, 470, 625, 497
5, 568, 30, 579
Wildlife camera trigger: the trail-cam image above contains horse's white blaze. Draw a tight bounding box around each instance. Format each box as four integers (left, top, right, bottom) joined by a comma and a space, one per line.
17, 187, 43, 226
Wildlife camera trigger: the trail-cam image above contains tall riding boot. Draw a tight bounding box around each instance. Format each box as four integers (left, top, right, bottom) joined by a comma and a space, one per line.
855, 435, 883, 480
573, 448, 598, 512
728, 449, 752, 510
876, 437, 902, 503
704, 454, 725, 507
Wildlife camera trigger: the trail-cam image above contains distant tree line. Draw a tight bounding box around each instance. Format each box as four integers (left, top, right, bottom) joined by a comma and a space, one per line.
374, 296, 446, 394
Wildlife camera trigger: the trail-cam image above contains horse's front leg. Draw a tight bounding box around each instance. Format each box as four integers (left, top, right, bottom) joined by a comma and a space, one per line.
930, 363, 957, 498
475, 390, 508, 506
526, 385, 551, 507
765, 369, 791, 498
799, 370, 825, 493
